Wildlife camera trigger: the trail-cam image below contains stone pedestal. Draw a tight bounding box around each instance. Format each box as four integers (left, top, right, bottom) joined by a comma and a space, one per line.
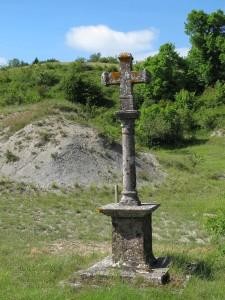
99, 203, 159, 270
70, 203, 169, 286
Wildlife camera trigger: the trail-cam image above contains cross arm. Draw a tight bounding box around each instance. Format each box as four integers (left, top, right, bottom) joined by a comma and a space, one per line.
101, 69, 150, 86
101, 71, 120, 86
131, 70, 150, 84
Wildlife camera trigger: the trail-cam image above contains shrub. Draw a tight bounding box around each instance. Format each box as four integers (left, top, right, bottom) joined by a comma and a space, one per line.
195, 106, 225, 130
95, 109, 120, 141
137, 103, 184, 147
175, 89, 197, 132
3, 89, 24, 105
36, 71, 59, 87
36, 85, 49, 98
63, 73, 106, 106
175, 89, 196, 111
196, 109, 219, 129
214, 81, 225, 105
199, 82, 225, 108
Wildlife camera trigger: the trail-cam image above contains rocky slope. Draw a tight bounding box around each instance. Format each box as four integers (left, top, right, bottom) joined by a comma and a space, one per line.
0, 116, 164, 189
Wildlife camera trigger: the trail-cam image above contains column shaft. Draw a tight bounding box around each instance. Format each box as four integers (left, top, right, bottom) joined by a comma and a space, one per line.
120, 118, 140, 206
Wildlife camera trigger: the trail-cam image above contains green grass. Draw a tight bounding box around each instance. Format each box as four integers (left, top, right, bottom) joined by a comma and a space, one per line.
0, 135, 225, 299
0, 98, 120, 144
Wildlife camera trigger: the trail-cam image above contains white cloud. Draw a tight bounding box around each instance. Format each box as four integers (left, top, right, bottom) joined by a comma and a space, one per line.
66, 25, 157, 58
0, 57, 7, 66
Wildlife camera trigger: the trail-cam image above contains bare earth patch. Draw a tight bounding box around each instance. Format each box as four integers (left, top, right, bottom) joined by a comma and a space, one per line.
0, 116, 164, 189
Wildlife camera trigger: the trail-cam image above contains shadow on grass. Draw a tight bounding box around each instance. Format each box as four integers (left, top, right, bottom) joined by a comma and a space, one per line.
170, 253, 213, 280
151, 137, 209, 151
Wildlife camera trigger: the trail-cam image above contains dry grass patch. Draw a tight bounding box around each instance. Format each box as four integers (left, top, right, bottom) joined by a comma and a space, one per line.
29, 240, 110, 257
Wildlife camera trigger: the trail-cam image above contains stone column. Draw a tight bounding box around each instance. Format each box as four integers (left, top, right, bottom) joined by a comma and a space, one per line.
117, 111, 140, 206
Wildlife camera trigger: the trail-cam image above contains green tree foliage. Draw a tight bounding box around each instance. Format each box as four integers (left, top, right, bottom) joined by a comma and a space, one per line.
137, 103, 184, 146
194, 82, 225, 130
36, 70, 60, 87
88, 52, 118, 64
99, 56, 118, 64
175, 89, 197, 132
32, 57, 39, 65
140, 43, 188, 102
185, 9, 225, 86
88, 52, 101, 62
63, 65, 106, 106
8, 58, 28, 68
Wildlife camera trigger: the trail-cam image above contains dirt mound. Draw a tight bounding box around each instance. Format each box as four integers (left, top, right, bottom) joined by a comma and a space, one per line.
0, 116, 164, 189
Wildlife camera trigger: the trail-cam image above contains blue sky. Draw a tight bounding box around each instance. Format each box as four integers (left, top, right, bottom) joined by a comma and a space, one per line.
0, 0, 224, 64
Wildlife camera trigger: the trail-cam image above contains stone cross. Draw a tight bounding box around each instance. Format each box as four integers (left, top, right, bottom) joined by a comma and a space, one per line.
101, 53, 149, 111
71, 53, 169, 284
102, 53, 150, 206
80, 53, 169, 282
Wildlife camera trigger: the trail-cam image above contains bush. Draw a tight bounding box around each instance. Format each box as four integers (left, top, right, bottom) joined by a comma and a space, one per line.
194, 106, 225, 130
63, 73, 106, 106
3, 88, 24, 105
214, 81, 225, 105
94, 109, 120, 141
199, 81, 225, 108
36, 71, 59, 87
196, 108, 219, 129
175, 89, 197, 131
175, 89, 196, 110
137, 103, 184, 147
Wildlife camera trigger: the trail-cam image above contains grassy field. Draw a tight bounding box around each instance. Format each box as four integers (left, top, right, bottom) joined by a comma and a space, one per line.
0, 133, 225, 299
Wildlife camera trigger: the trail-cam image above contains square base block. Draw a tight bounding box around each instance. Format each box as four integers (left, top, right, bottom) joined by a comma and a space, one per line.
70, 256, 170, 286
98, 203, 160, 270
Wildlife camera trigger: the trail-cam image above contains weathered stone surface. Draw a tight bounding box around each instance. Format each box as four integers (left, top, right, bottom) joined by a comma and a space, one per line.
99, 203, 159, 270
70, 53, 169, 287
98, 203, 160, 218
102, 53, 149, 205
71, 256, 170, 285
97, 53, 168, 282
112, 216, 154, 269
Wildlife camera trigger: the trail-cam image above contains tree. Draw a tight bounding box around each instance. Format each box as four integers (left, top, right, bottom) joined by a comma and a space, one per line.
8, 58, 21, 68
88, 52, 101, 62
137, 103, 184, 146
8, 58, 29, 68
63, 70, 106, 106
139, 43, 188, 103
185, 9, 225, 86
32, 57, 39, 64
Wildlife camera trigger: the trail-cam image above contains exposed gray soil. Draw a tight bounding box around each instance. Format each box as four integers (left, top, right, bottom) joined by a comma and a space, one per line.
0, 116, 164, 189
211, 128, 225, 137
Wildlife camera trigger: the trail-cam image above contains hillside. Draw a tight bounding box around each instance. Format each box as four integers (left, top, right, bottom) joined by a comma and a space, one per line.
1, 58, 225, 149
0, 128, 225, 299
0, 8, 225, 299
0, 114, 163, 189
0, 64, 224, 299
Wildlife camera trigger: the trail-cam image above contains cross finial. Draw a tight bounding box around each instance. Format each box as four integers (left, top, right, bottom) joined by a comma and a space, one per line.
102, 52, 150, 111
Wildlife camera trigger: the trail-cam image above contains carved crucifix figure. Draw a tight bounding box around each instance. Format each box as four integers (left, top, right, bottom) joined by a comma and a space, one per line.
102, 53, 150, 206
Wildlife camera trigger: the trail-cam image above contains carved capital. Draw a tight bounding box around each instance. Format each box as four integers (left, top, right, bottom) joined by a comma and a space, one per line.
121, 119, 134, 135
